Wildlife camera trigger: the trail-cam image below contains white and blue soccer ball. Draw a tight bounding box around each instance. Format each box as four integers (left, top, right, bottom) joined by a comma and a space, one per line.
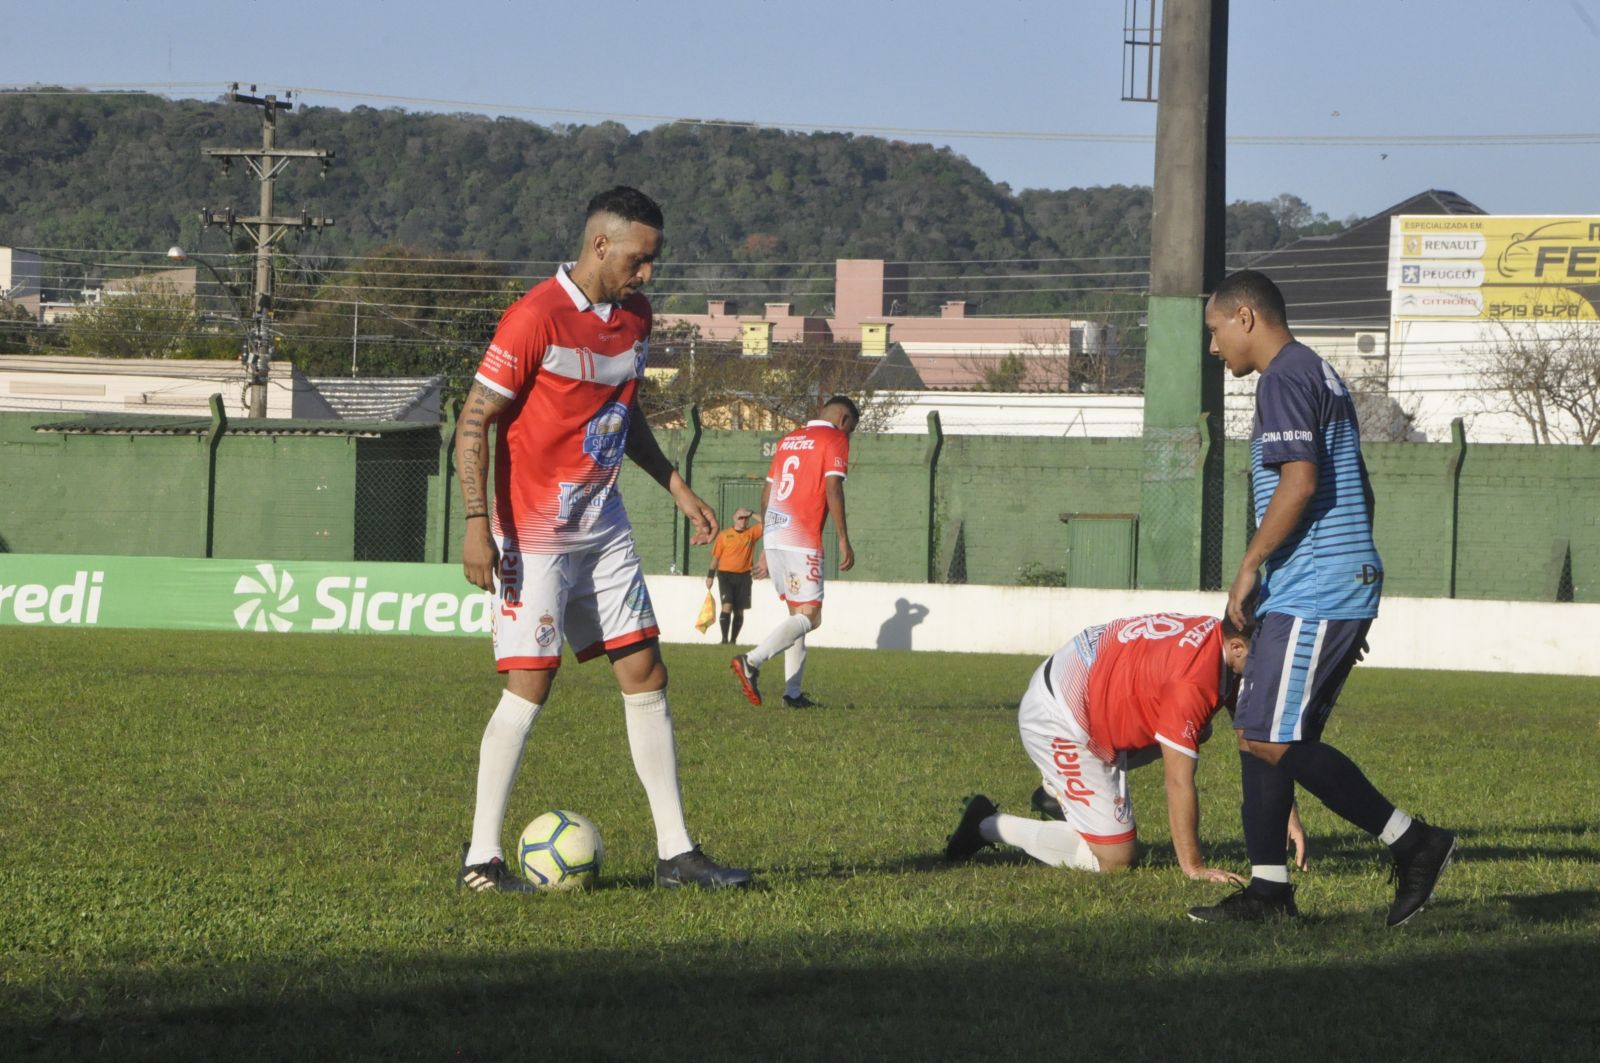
517, 810, 604, 891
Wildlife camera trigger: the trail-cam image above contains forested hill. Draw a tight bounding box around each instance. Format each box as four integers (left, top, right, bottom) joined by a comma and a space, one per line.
0, 90, 1344, 306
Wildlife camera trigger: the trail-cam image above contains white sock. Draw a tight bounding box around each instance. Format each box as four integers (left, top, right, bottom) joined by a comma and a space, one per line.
982, 812, 1101, 871
466, 689, 542, 865
747, 613, 812, 670
623, 688, 695, 860
784, 636, 807, 699
1379, 808, 1414, 846
1250, 863, 1290, 884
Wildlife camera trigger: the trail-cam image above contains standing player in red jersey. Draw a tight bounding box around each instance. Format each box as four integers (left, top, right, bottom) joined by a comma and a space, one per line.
452, 186, 751, 893
730, 396, 859, 708
945, 613, 1306, 880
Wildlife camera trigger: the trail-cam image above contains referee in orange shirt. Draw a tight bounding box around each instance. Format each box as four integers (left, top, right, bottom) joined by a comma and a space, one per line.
706, 507, 762, 644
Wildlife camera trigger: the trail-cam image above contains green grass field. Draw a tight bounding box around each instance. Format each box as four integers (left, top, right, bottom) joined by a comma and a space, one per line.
2, 627, 1597, 1061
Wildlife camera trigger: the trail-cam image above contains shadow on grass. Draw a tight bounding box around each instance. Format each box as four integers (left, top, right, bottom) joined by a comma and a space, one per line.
4, 923, 1595, 1062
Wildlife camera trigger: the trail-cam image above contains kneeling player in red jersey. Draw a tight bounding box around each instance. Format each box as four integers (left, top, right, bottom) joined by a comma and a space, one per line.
945, 613, 1305, 880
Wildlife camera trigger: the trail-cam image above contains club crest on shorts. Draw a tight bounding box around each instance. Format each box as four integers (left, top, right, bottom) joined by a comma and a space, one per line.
786, 573, 801, 596
535, 612, 558, 647
1113, 795, 1131, 824
582, 402, 630, 468
624, 582, 651, 615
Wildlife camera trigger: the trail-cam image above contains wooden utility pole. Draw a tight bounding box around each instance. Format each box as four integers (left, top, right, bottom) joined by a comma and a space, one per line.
200, 85, 334, 416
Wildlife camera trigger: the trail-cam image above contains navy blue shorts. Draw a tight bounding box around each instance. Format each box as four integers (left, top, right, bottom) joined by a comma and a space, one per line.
1234, 613, 1372, 743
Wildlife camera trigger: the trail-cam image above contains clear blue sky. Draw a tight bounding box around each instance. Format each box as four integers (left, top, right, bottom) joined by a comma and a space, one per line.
4, 0, 1596, 223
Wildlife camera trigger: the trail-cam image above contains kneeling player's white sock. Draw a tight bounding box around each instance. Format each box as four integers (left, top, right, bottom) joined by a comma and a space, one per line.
747, 613, 812, 670
981, 812, 1101, 872
623, 688, 695, 860
467, 689, 542, 865
784, 636, 807, 698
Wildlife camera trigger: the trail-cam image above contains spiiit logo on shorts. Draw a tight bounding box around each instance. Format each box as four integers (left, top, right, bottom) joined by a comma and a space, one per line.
535, 612, 558, 647
624, 583, 651, 615
582, 402, 630, 468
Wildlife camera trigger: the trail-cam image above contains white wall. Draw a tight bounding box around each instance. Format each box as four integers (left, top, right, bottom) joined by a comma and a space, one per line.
875, 391, 1145, 437
0, 356, 316, 419
647, 575, 1600, 677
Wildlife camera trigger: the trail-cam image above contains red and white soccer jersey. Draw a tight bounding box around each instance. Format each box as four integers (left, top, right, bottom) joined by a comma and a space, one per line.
762, 420, 849, 553
1081, 614, 1231, 764
474, 265, 650, 553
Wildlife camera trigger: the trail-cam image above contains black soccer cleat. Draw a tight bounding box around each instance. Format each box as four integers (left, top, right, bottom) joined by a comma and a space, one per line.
944, 793, 998, 862
656, 845, 754, 890
781, 693, 820, 709
1187, 883, 1299, 923
1030, 784, 1065, 822
1387, 822, 1458, 927
458, 842, 537, 894
731, 654, 762, 706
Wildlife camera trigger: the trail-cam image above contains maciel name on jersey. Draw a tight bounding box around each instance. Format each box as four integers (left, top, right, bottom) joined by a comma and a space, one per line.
779, 437, 817, 452
1258, 430, 1314, 443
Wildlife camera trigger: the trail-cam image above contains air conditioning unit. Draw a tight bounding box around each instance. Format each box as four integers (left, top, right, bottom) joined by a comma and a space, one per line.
1353, 331, 1388, 357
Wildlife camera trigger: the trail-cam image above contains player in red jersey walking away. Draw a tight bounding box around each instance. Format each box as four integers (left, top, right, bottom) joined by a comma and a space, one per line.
730, 396, 859, 709
945, 613, 1306, 881
453, 186, 751, 893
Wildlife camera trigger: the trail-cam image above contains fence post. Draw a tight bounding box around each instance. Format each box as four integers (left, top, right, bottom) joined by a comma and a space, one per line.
924, 410, 944, 583
678, 404, 702, 575
432, 404, 457, 564
1446, 417, 1466, 597
205, 393, 228, 559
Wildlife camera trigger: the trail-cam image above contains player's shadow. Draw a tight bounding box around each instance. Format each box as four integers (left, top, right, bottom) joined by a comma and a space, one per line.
875, 598, 931, 650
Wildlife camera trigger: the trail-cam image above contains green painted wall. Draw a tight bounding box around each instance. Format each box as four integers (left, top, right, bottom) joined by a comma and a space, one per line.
5, 410, 1598, 603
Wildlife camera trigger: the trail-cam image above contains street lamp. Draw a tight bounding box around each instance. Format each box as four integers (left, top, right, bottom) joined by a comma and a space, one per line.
167, 244, 273, 417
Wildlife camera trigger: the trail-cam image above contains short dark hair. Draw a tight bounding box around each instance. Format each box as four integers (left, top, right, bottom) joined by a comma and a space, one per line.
823, 394, 861, 422
586, 186, 664, 230
1211, 269, 1287, 327
1220, 613, 1254, 642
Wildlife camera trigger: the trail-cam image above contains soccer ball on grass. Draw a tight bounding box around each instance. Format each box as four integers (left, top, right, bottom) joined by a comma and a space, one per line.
517, 810, 604, 891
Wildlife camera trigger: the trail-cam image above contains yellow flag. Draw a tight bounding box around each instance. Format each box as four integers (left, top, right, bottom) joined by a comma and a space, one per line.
694, 592, 717, 634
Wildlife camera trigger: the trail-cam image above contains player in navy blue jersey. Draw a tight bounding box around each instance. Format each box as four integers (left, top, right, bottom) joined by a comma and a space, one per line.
1188, 270, 1456, 927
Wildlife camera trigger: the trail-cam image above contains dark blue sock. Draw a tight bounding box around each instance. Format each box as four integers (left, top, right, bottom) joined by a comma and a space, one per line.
1276, 741, 1394, 837
1240, 750, 1295, 869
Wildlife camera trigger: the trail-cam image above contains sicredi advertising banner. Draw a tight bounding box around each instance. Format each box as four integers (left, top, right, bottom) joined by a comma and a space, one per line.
0, 555, 492, 636
1389, 215, 1600, 321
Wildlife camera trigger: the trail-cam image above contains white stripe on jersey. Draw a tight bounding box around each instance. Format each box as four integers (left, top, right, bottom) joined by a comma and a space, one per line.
542, 342, 644, 386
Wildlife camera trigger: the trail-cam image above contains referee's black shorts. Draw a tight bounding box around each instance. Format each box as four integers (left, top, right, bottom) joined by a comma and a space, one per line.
716, 570, 753, 610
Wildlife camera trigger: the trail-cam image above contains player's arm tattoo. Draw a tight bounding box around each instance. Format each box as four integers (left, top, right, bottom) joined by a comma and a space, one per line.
624, 405, 677, 491
455, 382, 510, 516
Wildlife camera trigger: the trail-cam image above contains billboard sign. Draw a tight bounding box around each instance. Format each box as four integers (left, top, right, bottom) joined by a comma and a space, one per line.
1390, 215, 1600, 320
0, 555, 493, 636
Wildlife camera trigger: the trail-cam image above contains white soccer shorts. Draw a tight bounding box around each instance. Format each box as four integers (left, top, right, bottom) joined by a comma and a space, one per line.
1016, 649, 1136, 845
490, 529, 659, 671
764, 547, 824, 608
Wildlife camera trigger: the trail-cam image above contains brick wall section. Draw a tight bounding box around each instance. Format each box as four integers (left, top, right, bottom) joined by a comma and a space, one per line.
1364, 440, 1459, 598
933, 436, 1143, 585
1453, 442, 1600, 603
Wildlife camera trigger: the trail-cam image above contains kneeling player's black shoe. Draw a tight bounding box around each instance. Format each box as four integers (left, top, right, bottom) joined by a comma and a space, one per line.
782, 693, 820, 708
657, 846, 754, 890
1030, 784, 1065, 821
1187, 883, 1299, 923
944, 793, 998, 861
458, 842, 536, 894
1387, 822, 1457, 927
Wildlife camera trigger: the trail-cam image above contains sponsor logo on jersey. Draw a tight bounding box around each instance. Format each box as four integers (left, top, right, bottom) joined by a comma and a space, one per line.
582, 402, 630, 468
1049, 736, 1096, 806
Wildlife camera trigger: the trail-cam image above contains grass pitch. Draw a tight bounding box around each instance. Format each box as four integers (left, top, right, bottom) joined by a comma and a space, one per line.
1, 627, 1597, 1061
